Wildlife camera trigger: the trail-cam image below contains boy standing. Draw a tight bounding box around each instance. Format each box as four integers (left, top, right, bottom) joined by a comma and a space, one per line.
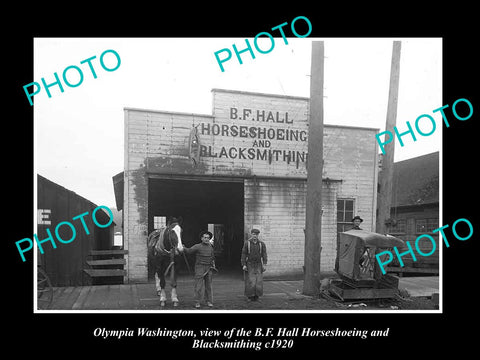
183, 231, 216, 308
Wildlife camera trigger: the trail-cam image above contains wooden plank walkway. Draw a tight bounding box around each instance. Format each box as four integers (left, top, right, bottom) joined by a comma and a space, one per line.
45, 276, 439, 310
47, 278, 305, 310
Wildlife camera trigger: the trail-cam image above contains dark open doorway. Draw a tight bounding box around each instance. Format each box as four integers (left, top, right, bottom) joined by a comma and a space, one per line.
147, 177, 244, 279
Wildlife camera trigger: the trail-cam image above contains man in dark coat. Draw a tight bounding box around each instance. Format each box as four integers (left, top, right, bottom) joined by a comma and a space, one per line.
351, 216, 368, 266
241, 228, 267, 302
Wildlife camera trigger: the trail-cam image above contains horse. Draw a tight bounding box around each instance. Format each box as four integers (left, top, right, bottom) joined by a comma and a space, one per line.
147, 218, 185, 307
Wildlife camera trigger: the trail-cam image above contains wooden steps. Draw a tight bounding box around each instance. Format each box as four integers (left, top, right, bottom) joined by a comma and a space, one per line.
90, 250, 128, 256
84, 269, 127, 277
83, 249, 128, 284
86, 259, 126, 266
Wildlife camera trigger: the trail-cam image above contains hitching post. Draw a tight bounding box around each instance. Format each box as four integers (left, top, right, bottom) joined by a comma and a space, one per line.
303, 41, 324, 296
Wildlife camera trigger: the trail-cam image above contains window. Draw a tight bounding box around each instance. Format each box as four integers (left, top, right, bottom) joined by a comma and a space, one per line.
426, 218, 439, 232
395, 219, 407, 233
416, 219, 426, 233
337, 199, 355, 232
389, 219, 406, 235
154, 216, 166, 229
416, 218, 438, 234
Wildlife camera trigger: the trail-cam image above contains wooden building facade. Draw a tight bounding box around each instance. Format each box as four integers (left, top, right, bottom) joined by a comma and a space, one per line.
37, 175, 115, 286
384, 152, 440, 274
117, 89, 379, 282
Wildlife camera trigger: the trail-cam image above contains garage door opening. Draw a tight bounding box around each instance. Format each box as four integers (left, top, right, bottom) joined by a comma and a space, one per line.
147, 177, 244, 279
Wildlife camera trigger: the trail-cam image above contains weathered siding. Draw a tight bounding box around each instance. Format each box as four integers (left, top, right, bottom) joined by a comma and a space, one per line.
124, 110, 147, 282
123, 89, 379, 281
244, 179, 306, 276
211, 89, 309, 178
324, 126, 379, 231
388, 204, 440, 270
244, 178, 340, 275
37, 175, 113, 286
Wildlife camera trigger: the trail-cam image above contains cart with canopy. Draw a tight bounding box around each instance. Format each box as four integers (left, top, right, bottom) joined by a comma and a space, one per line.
330, 229, 405, 301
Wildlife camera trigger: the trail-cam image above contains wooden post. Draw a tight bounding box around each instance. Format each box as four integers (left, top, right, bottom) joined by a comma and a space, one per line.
303, 41, 324, 296
376, 41, 401, 234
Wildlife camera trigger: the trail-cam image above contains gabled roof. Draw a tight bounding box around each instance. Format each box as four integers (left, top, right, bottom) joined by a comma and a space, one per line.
391, 152, 439, 207
38, 174, 115, 225
112, 171, 124, 211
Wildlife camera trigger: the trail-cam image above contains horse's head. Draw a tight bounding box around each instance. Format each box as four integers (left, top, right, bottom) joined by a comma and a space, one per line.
166, 222, 184, 253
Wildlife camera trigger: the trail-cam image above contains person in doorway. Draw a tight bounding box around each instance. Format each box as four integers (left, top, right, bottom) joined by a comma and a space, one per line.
241, 228, 267, 302
351, 216, 364, 230
183, 230, 216, 308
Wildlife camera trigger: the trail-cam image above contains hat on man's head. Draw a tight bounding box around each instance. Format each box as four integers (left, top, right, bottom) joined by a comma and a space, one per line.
352, 216, 363, 222
169, 216, 183, 225
199, 230, 213, 239
251, 228, 260, 234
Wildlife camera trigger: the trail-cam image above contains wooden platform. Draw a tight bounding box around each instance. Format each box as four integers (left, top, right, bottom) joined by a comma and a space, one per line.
329, 281, 398, 301
44, 277, 303, 310
398, 276, 439, 297
387, 266, 439, 275
41, 276, 439, 310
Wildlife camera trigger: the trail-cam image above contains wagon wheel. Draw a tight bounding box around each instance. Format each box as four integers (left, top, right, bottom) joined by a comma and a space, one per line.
37, 267, 53, 310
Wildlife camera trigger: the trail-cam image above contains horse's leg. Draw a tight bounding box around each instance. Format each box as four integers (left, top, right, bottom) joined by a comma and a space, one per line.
155, 272, 161, 295
158, 256, 167, 307
159, 288, 167, 306
171, 257, 179, 307
153, 255, 165, 297
171, 288, 178, 306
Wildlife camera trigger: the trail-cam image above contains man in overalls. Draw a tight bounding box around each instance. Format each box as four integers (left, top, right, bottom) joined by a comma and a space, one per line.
241, 228, 268, 302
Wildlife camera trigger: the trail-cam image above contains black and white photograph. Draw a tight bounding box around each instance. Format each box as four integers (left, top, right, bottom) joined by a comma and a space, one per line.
31, 36, 443, 314
7, 9, 478, 355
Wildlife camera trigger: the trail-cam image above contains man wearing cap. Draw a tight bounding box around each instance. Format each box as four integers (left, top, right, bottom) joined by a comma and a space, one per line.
351, 216, 368, 266
351, 216, 364, 230
241, 228, 268, 302
183, 230, 216, 308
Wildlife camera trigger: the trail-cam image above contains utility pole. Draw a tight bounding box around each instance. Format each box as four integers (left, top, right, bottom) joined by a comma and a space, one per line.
376, 41, 401, 234
303, 41, 324, 296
